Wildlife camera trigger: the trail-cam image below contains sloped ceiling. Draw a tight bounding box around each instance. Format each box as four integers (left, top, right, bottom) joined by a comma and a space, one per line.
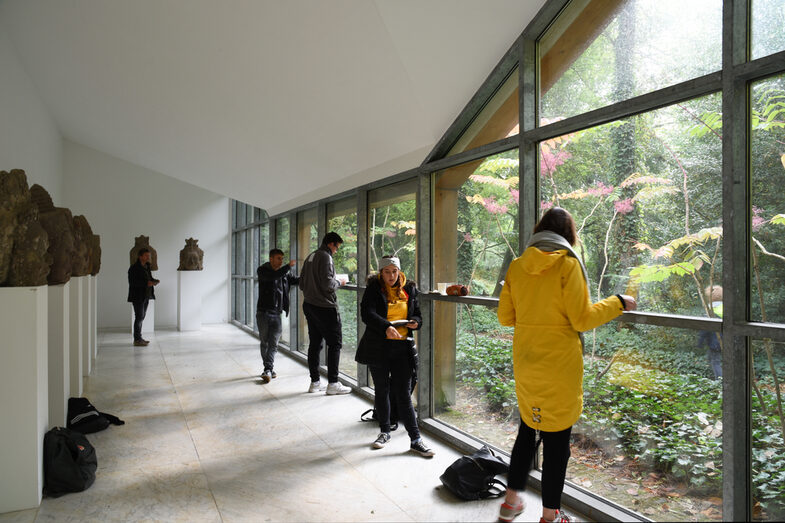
0, 0, 544, 215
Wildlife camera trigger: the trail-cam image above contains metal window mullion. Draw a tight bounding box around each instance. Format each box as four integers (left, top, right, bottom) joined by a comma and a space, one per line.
421, 135, 519, 174
356, 189, 369, 388
417, 169, 432, 419
721, 0, 752, 520
520, 28, 538, 253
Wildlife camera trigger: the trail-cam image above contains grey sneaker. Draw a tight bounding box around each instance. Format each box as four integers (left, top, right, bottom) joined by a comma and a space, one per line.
326, 382, 351, 395
410, 439, 435, 457
308, 380, 323, 393
372, 432, 391, 449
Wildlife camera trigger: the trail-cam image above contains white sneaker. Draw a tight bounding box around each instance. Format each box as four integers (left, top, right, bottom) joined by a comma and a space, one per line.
308, 380, 323, 393
325, 382, 351, 395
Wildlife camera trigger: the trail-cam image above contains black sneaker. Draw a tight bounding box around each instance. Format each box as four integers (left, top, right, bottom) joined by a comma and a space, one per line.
372, 432, 391, 449
410, 439, 435, 457
261, 371, 272, 383
271, 370, 277, 379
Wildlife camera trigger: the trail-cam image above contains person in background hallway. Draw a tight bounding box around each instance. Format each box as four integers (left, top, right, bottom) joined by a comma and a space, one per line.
256, 248, 298, 383
697, 285, 723, 379
496, 207, 637, 523
355, 255, 434, 457
299, 231, 351, 395
128, 248, 159, 347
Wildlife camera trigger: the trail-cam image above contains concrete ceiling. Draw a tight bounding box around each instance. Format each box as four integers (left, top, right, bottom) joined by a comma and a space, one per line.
0, 0, 544, 215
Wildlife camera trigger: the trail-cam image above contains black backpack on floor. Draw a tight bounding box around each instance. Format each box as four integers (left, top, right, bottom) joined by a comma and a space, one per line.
440, 445, 509, 500
67, 397, 125, 434
42, 427, 98, 497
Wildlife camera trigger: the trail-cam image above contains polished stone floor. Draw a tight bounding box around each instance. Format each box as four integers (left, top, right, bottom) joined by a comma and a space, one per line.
1, 324, 580, 522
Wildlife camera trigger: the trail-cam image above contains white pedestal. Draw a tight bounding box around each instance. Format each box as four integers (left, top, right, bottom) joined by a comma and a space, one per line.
177, 271, 202, 331
69, 276, 84, 396
0, 286, 48, 512
48, 282, 70, 428
91, 276, 98, 364
130, 299, 155, 336
81, 276, 91, 377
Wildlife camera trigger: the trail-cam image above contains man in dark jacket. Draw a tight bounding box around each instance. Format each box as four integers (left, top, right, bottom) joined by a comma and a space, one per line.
299, 231, 351, 395
127, 248, 158, 346
256, 248, 298, 382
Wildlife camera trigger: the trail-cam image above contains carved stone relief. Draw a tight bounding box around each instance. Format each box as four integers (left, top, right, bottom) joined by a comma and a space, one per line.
130, 235, 158, 270
71, 215, 92, 277
90, 234, 102, 275
30, 184, 76, 284
178, 238, 204, 271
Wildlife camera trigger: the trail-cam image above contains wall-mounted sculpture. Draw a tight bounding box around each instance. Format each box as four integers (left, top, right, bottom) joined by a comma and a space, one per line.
0, 169, 52, 286
89, 234, 101, 275
130, 235, 158, 270
178, 238, 204, 271
30, 184, 77, 284
71, 215, 93, 277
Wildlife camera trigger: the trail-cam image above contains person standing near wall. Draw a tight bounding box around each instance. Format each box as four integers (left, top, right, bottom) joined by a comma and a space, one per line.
299, 231, 351, 395
128, 248, 158, 346
256, 248, 298, 383
496, 207, 636, 523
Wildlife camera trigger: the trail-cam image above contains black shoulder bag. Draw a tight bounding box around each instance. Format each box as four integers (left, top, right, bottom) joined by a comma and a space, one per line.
440, 445, 509, 500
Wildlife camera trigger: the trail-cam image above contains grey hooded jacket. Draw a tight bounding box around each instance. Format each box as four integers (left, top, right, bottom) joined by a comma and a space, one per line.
299, 244, 340, 308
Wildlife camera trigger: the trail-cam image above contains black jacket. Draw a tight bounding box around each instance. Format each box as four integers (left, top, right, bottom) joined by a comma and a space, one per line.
298, 244, 340, 308
127, 261, 155, 302
257, 262, 299, 315
355, 275, 422, 367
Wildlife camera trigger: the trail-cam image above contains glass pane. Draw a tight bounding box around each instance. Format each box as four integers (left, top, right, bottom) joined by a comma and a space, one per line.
246, 203, 254, 225
245, 279, 254, 328
369, 178, 418, 279
280, 307, 291, 345
752, 0, 785, 60
751, 74, 785, 323
337, 288, 358, 381
276, 217, 292, 346
234, 279, 245, 324
245, 230, 253, 277
232, 200, 238, 230
252, 278, 259, 332
540, 94, 722, 316
237, 202, 247, 227
231, 233, 237, 275
298, 208, 319, 354
447, 67, 519, 157
539, 0, 721, 122
276, 217, 290, 254
236, 230, 246, 277
752, 338, 785, 521
259, 222, 269, 264
435, 149, 518, 297
252, 227, 260, 276
328, 197, 359, 283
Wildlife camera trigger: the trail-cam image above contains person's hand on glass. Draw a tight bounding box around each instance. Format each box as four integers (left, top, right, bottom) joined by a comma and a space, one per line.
289, 259, 296, 267
620, 294, 637, 311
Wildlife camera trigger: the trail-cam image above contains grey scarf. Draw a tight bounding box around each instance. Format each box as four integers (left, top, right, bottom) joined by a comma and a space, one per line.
526, 230, 589, 346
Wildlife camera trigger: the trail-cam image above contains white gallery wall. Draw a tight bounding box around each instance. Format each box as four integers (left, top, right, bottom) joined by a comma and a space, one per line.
63, 140, 230, 329
0, 29, 63, 199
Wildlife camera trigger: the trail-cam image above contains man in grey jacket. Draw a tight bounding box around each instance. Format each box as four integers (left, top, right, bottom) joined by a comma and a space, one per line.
299, 231, 351, 395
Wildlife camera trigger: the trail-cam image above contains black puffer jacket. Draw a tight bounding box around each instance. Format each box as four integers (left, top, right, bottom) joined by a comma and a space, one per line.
257, 262, 298, 315
355, 275, 422, 367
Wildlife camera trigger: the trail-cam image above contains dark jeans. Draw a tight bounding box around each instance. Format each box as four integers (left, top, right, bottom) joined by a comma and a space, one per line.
369, 349, 419, 441
256, 310, 282, 372
303, 302, 342, 383
132, 299, 149, 341
508, 420, 572, 510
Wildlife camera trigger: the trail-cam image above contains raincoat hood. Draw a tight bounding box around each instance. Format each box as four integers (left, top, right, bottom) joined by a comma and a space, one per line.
521, 247, 568, 276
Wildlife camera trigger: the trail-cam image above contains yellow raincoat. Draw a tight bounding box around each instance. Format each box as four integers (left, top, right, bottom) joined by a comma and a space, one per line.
498, 247, 624, 432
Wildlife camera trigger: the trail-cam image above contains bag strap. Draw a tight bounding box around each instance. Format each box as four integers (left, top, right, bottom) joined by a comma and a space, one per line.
100, 412, 125, 426
360, 408, 375, 422
479, 478, 507, 499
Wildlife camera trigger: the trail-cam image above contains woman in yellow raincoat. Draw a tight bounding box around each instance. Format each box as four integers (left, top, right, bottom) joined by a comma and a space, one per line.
496, 207, 637, 523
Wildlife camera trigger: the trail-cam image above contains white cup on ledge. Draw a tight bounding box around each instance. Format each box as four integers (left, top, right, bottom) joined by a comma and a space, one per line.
437, 282, 450, 295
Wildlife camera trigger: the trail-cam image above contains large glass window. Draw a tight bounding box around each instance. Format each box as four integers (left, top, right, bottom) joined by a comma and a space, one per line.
447, 67, 519, 157
751, 74, 785, 324
369, 179, 418, 278
434, 149, 519, 297
328, 197, 359, 380
297, 208, 319, 354
752, 0, 785, 60
752, 338, 785, 521
275, 216, 291, 344
539, 0, 721, 122
540, 94, 723, 318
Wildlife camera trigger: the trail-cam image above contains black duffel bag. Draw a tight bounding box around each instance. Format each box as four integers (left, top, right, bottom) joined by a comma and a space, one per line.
67, 397, 124, 434
440, 445, 509, 500
42, 427, 97, 497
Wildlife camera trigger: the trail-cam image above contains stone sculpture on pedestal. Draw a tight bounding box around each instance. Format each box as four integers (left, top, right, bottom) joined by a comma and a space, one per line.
0, 169, 52, 287
30, 184, 77, 284
71, 215, 92, 277
178, 238, 204, 271
130, 235, 158, 270
89, 234, 102, 275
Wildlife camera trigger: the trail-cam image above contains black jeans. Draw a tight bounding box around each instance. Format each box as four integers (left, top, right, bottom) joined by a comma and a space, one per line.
369, 349, 419, 441
132, 299, 149, 341
508, 420, 572, 510
256, 310, 282, 372
303, 302, 342, 383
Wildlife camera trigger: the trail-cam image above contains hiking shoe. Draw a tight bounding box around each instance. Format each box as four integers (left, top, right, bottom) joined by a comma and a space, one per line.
326, 382, 351, 395
133, 340, 148, 347
499, 499, 524, 522
372, 432, 391, 449
271, 370, 277, 379
261, 371, 272, 383
410, 439, 435, 457
540, 510, 572, 523
308, 380, 323, 393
